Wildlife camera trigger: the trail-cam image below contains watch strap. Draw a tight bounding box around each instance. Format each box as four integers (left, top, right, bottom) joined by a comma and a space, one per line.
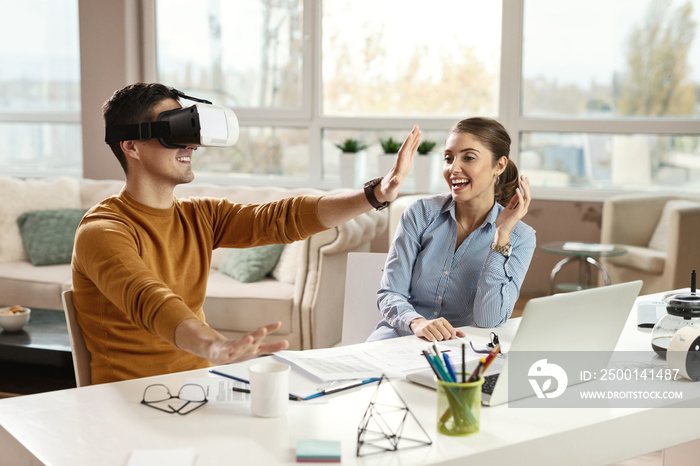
363, 177, 390, 211
490, 242, 512, 257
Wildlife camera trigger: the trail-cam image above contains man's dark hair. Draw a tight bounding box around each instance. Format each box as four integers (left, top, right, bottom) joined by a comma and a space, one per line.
102, 83, 181, 174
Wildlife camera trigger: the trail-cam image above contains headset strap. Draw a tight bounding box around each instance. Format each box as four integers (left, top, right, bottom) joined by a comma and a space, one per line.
104, 121, 170, 143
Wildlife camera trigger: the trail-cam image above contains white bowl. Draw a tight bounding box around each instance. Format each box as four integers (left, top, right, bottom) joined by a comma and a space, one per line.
0, 306, 31, 332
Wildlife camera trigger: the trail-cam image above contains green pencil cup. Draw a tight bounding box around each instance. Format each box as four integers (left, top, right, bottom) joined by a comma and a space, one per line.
436, 376, 483, 436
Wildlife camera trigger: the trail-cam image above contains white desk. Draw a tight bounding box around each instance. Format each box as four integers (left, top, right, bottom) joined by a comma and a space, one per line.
2, 293, 699, 466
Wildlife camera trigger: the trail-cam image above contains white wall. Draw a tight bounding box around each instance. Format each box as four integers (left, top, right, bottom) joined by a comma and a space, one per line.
78, 0, 145, 181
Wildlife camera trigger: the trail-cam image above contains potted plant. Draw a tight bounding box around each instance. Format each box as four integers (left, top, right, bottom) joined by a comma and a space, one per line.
378, 136, 401, 176
417, 141, 437, 155
335, 138, 368, 188
379, 137, 401, 154
415, 140, 438, 193
335, 138, 368, 154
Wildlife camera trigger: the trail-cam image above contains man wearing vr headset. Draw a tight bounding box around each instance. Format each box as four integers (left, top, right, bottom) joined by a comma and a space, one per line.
71, 83, 421, 384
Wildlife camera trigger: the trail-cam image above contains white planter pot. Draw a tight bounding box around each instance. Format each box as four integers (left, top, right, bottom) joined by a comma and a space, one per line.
340, 151, 366, 188
414, 153, 441, 193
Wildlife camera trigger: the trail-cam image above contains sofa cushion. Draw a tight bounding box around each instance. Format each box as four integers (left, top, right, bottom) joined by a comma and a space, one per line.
272, 242, 302, 284
204, 270, 295, 333
607, 245, 666, 275
218, 244, 285, 283
0, 261, 72, 310
17, 209, 87, 266
648, 200, 700, 251
78, 179, 125, 209
0, 177, 81, 262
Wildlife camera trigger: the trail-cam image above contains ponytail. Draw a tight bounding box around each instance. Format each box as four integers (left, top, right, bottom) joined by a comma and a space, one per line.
495, 158, 519, 207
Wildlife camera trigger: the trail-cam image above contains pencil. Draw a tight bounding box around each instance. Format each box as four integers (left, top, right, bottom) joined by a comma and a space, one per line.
466, 358, 485, 383
422, 350, 442, 380
481, 344, 501, 374
461, 343, 466, 383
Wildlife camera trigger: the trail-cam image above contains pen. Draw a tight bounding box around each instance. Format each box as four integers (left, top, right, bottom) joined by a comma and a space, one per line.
461, 343, 466, 383
422, 350, 450, 382
302, 377, 380, 400
422, 350, 442, 380
209, 369, 250, 385
442, 352, 459, 383
467, 358, 485, 383
481, 345, 501, 375
432, 343, 455, 382
432, 342, 444, 364
431, 352, 453, 382
231, 386, 302, 401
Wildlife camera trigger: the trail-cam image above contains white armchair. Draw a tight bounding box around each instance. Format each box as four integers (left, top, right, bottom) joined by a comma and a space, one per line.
600, 194, 700, 294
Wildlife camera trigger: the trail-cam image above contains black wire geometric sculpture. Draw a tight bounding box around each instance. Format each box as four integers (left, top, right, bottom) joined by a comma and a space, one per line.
356, 375, 432, 457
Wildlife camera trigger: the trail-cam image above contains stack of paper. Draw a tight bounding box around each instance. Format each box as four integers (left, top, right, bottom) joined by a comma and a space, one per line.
296, 439, 341, 463
562, 242, 615, 252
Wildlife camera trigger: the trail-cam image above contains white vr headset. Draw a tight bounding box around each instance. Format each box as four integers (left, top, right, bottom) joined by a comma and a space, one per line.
104, 89, 239, 149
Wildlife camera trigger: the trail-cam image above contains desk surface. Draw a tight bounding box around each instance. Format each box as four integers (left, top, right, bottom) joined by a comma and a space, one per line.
1, 293, 699, 466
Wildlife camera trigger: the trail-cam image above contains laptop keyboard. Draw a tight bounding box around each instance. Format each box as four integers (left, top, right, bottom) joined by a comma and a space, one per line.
482, 373, 499, 395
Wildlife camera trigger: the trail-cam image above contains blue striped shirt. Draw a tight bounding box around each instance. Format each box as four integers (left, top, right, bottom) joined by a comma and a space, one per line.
367, 194, 536, 341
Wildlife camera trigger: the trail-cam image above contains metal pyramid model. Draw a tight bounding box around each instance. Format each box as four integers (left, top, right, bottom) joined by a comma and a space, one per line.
356, 375, 432, 457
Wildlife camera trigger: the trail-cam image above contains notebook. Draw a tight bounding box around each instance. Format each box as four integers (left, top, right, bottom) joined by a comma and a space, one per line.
406, 280, 643, 406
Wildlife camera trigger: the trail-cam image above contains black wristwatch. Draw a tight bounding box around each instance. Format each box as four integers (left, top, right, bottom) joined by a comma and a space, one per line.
363, 177, 390, 211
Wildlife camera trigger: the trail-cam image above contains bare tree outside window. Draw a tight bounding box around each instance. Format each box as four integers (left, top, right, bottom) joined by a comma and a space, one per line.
618, 0, 697, 116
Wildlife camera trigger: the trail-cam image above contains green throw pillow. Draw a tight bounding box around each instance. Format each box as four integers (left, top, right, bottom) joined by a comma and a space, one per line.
17, 209, 87, 266
219, 244, 285, 283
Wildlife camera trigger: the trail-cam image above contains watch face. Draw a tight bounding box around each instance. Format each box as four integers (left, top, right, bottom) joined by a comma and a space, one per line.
364, 177, 382, 189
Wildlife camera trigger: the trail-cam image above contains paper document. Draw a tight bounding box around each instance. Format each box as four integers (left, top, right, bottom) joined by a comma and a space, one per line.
274, 347, 402, 383
563, 242, 614, 252
185, 376, 249, 403
361, 339, 482, 372
210, 358, 370, 400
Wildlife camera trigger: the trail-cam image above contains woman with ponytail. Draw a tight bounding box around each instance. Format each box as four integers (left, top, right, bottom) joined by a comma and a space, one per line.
368, 117, 536, 342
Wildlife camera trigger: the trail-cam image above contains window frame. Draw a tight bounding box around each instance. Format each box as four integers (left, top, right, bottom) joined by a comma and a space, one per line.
139, 0, 700, 198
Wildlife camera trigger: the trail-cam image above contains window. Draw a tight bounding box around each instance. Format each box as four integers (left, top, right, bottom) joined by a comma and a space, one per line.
153, 0, 502, 189
0, 0, 81, 177
522, 0, 699, 119
155, 0, 304, 110
321, 0, 501, 117
517, 0, 700, 194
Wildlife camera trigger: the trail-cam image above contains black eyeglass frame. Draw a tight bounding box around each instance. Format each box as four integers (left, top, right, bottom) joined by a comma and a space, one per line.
469, 332, 500, 354
141, 383, 208, 415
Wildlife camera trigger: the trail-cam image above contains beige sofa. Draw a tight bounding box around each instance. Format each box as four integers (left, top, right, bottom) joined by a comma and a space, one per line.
0, 177, 388, 350
600, 194, 700, 294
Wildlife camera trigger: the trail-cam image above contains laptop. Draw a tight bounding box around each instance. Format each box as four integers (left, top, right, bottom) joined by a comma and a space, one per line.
406, 280, 643, 406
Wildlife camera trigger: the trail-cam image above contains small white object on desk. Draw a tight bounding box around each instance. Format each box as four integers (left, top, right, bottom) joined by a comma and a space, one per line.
637, 300, 667, 328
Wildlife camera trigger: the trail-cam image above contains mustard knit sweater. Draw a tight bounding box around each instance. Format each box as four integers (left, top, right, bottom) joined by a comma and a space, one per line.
71, 188, 325, 384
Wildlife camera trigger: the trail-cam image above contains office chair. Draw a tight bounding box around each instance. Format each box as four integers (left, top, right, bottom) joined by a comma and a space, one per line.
341, 252, 388, 346
62, 290, 91, 387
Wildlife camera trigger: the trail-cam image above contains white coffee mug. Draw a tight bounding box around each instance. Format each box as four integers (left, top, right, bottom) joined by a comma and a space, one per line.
248, 362, 291, 418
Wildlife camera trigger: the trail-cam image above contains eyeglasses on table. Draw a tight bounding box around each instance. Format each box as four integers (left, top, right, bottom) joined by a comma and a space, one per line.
141, 383, 208, 415
469, 332, 500, 354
